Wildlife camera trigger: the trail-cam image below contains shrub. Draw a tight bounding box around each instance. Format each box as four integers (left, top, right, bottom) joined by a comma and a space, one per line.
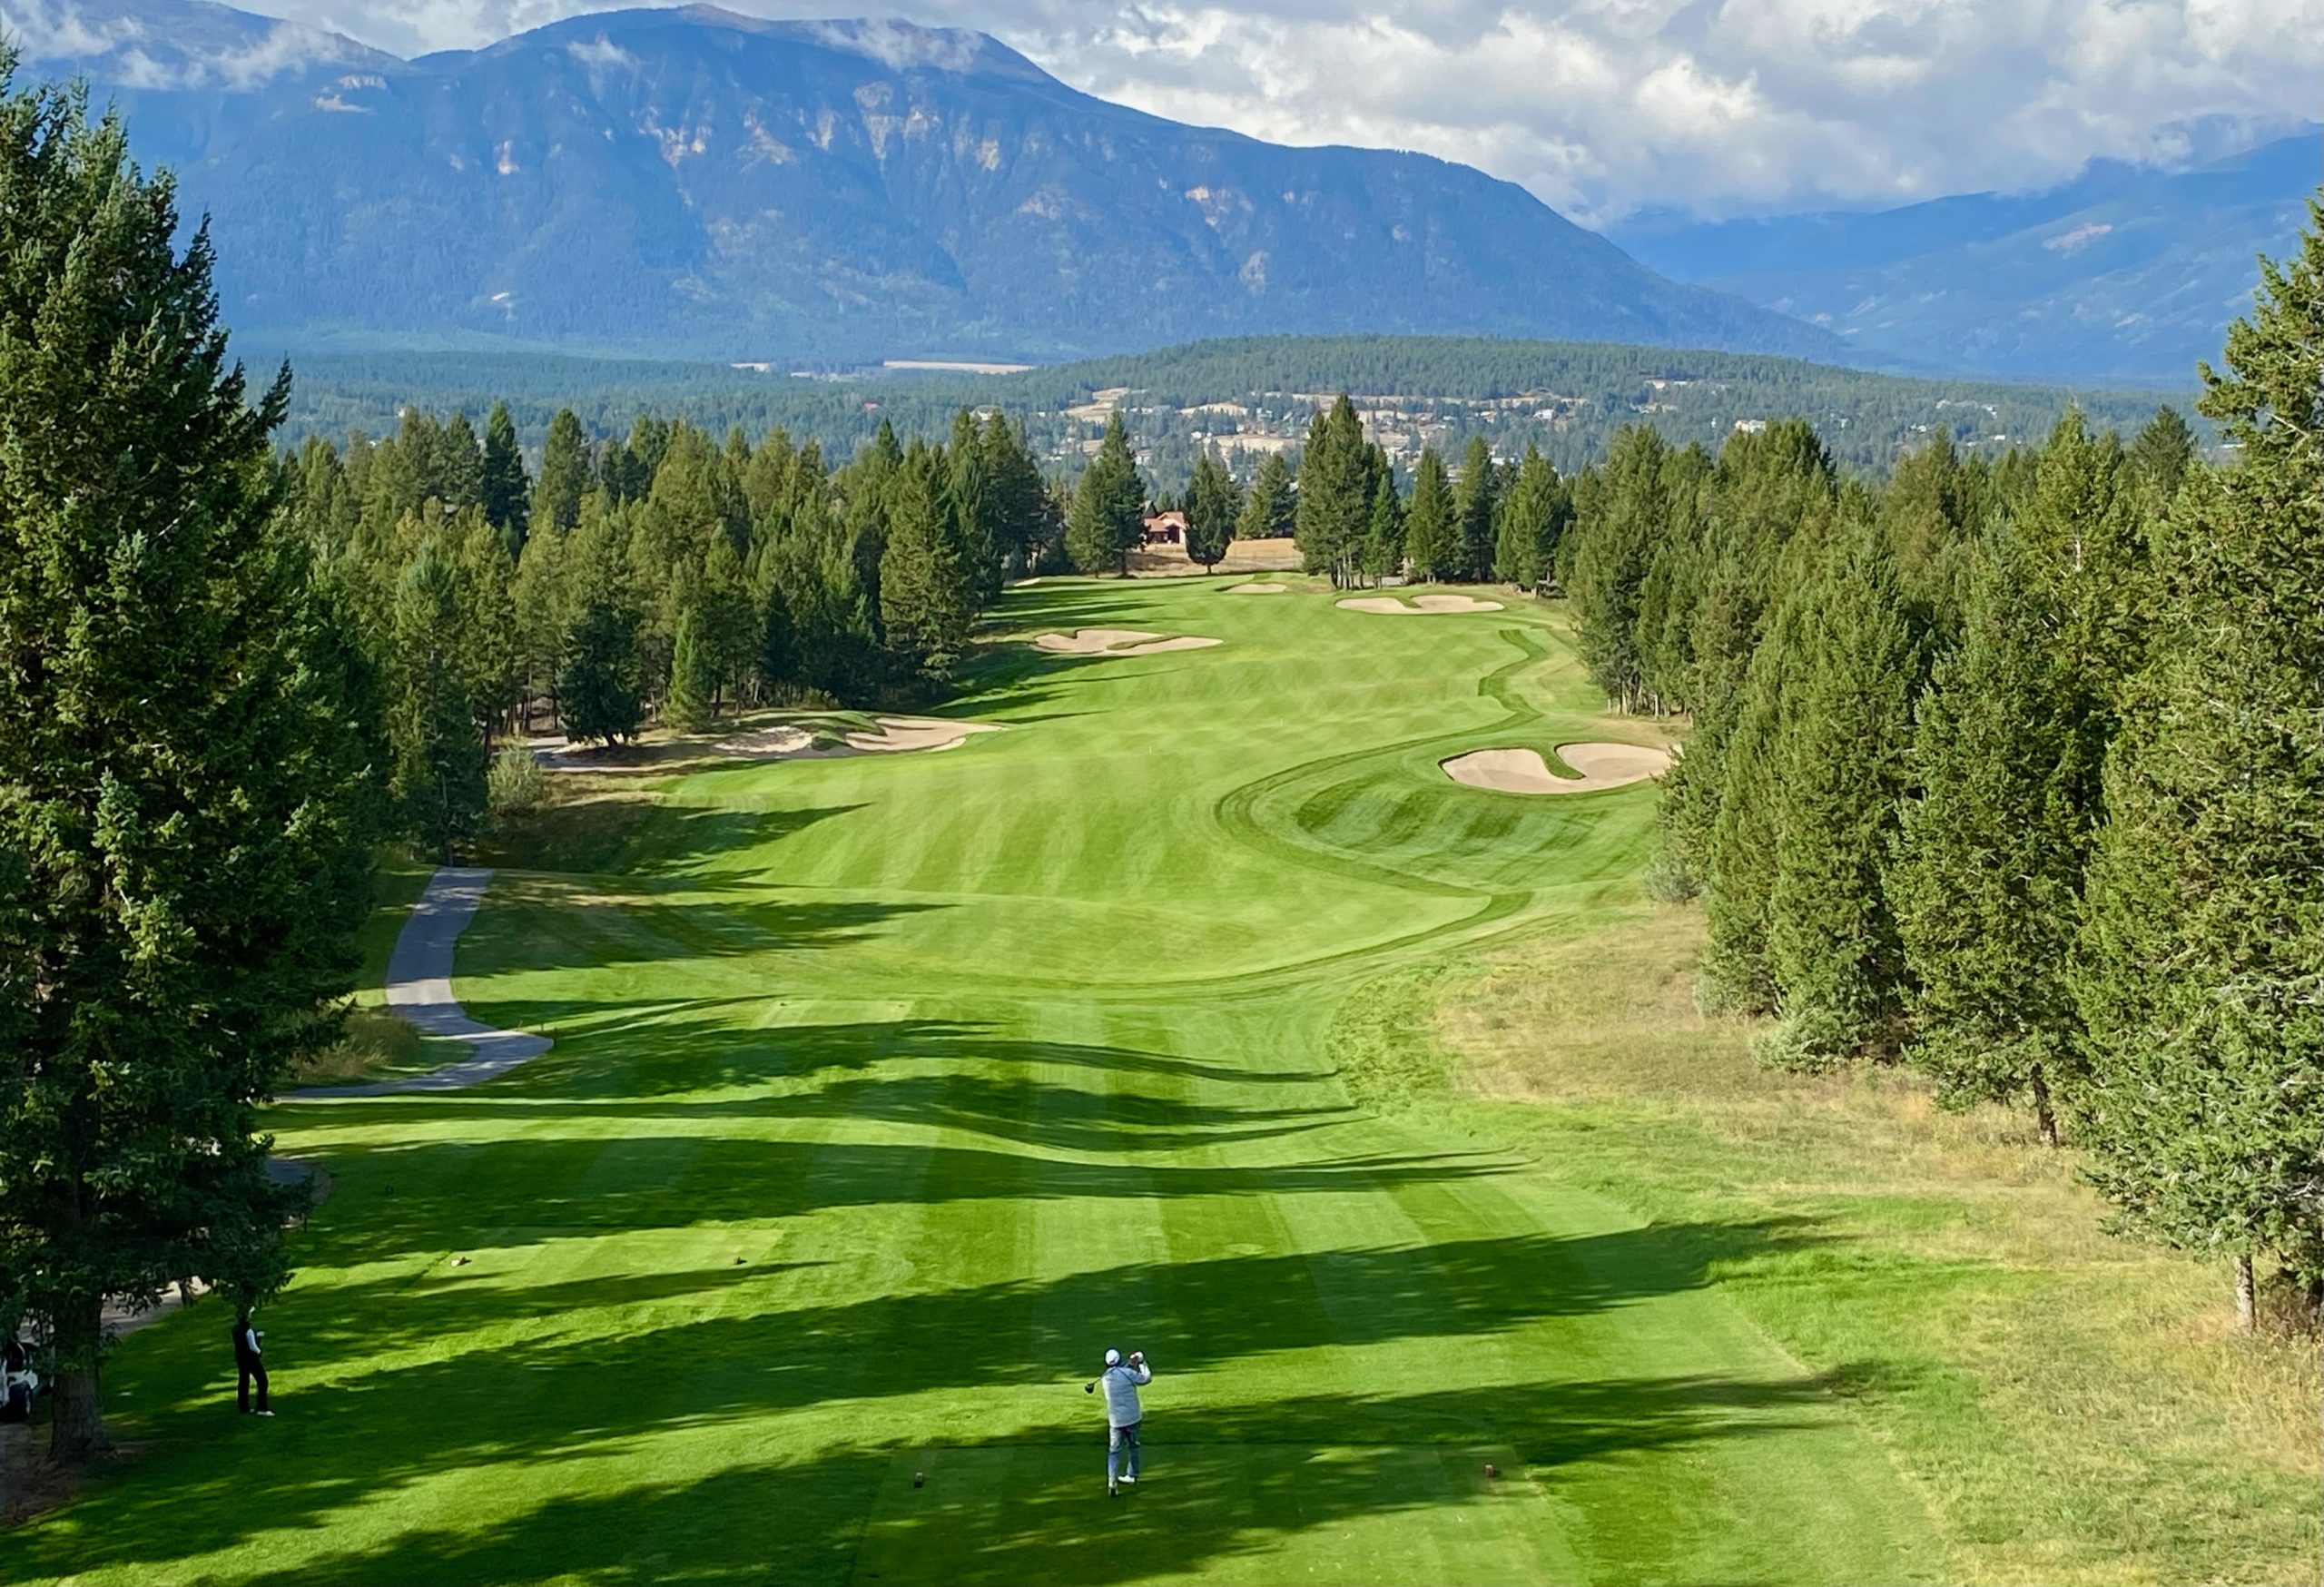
487, 746, 547, 820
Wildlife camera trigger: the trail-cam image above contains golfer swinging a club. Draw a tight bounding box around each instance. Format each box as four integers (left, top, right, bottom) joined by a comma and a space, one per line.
1086, 1347, 1150, 1496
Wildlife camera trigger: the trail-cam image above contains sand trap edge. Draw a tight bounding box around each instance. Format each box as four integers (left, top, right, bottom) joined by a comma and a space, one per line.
1439, 743, 1672, 795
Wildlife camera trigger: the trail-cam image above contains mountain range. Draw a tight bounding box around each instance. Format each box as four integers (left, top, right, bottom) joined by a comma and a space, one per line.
1613, 130, 2321, 381
0, 0, 1835, 364
5, 0, 2313, 379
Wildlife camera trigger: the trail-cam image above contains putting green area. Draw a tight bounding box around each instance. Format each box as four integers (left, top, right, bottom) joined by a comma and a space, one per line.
12, 577, 1949, 1584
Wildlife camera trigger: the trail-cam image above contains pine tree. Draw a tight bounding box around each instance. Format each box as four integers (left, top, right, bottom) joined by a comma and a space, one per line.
1236, 450, 1295, 542
435, 411, 486, 512
596, 436, 648, 505
1362, 476, 1406, 584
2123, 405, 2197, 502
699, 537, 758, 712
1700, 557, 1817, 1012
946, 409, 1003, 602
1067, 411, 1145, 574
753, 571, 794, 703
880, 445, 974, 682
1565, 427, 1669, 710
1186, 448, 1239, 570
1452, 434, 1502, 581
556, 505, 644, 744
980, 415, 1049, 579
2075, 205, 2324, 1325
1403, 447, 1456, 581
1493, 447, 1568, 589
480, 399, 530, 552
447, 509, 522, 742
510, 516, 568, 733
666, 600, 715, 731
0, 64, 379, 1459
389, 540, 488, 862
1891, 531, 2091, 1142
1758, 518, 1926, 1066
1294, 395, 1371, 587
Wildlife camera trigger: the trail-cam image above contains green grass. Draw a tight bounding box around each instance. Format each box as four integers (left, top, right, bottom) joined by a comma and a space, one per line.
286, 856, 452, 1089
6, 577, 2311, 1585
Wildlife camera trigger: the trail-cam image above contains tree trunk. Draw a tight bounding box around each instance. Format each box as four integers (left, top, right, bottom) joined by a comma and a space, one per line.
47, 1294, 108, 1463
2030, 1069, 2059, 1148
2232, 1252, 2256, 1333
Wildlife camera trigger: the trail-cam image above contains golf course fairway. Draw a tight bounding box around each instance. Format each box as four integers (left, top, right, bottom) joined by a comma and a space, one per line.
13, 577, 1951, 1584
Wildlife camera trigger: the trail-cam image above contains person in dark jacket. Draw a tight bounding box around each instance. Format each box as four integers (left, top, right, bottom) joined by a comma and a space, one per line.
231, 1311, 271, 1415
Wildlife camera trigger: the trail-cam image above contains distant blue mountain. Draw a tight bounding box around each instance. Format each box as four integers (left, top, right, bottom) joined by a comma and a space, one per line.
3, 0, 1838, 364
1611, 132, 2323, 380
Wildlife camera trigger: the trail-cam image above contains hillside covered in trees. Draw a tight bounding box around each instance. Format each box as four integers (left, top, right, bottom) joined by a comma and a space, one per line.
281, 335, 2190, 495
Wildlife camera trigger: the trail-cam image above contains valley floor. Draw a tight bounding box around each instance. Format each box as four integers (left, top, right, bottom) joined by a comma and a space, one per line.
5, 578, 2313, 1585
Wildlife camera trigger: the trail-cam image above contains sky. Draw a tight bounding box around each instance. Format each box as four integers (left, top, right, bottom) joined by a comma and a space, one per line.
15, 0, 2324, 222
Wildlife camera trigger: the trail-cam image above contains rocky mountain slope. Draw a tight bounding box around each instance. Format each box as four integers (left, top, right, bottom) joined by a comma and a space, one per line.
5, 1, 1837, 363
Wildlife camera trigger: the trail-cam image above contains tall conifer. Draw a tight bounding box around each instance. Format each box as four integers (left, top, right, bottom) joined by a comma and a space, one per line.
0, 63, 379, 1456
1236, 450, 1295, 542
1403, 448, 1457, 581
1067, 412, 1145, 574
1294, 395, 1370, 587
1452, 434, 1501, 581
1186, 448, 1239, 570
480, 400, 530, 550
2075, 206, 2324, 1324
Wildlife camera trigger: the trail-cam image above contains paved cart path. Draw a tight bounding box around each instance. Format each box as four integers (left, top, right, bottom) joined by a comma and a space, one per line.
293, 867, 550, 1099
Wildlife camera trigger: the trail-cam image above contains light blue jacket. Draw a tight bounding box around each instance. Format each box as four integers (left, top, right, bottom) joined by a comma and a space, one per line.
1099, 1360, 1150, 1427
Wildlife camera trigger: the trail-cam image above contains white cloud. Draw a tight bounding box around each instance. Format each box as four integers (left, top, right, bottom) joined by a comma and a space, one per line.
1, 0, 375, 87
14, 0, 2318, 220
564, 34, 636, 68
805, 16, 997, 72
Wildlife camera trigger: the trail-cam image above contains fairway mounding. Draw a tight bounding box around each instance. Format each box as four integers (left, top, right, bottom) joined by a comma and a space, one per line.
1225, 581, 1286, 594
1441, 743, 1671, 794
293, 867, 549, 1098
1033, 628, 1224, 656
1337, 594, 1505, 615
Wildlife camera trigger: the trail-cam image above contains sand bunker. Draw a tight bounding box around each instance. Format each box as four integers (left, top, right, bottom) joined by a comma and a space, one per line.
1337, 594, 1505, 615
717, 716, 999, 760
1226, 582, 1286, 594
1034, 628, 1224, 656
1441, 742, 1672, 794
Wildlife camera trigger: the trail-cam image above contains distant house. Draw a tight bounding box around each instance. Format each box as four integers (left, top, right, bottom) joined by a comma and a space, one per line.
1141, 509, 1187, 546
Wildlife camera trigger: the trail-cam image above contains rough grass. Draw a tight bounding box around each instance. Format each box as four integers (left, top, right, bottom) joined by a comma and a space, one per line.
1440, 909, 2324, 1586
7, 578, 2312, 1586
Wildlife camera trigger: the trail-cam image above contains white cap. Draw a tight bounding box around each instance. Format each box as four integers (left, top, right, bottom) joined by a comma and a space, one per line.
1104, 1348, 1120, 1366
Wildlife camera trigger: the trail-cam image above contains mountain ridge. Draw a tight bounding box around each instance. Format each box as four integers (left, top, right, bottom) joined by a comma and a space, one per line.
2, 0, 1839, 365
1612, 129, 2323, 380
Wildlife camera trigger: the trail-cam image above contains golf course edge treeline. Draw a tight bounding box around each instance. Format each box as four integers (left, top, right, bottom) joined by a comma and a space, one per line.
1556, 200, 2324, 1330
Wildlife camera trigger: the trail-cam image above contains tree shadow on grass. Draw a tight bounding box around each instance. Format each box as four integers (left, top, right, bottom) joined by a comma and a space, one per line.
487, 802, 865, 881
455, 882, 949, 981
5, 1217, 1848, 1583
382, 1009, 1337, 1100
205, 1366, 1891, 1587
277, 1133, 1524, 1265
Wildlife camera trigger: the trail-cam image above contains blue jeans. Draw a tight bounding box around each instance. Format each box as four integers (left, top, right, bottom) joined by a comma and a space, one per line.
1108, 1421, 1141, 1485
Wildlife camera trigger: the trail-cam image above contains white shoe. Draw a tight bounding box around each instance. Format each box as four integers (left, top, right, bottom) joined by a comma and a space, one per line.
256, 1410, 275, 1417
1119, 1474, 1136, 1484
